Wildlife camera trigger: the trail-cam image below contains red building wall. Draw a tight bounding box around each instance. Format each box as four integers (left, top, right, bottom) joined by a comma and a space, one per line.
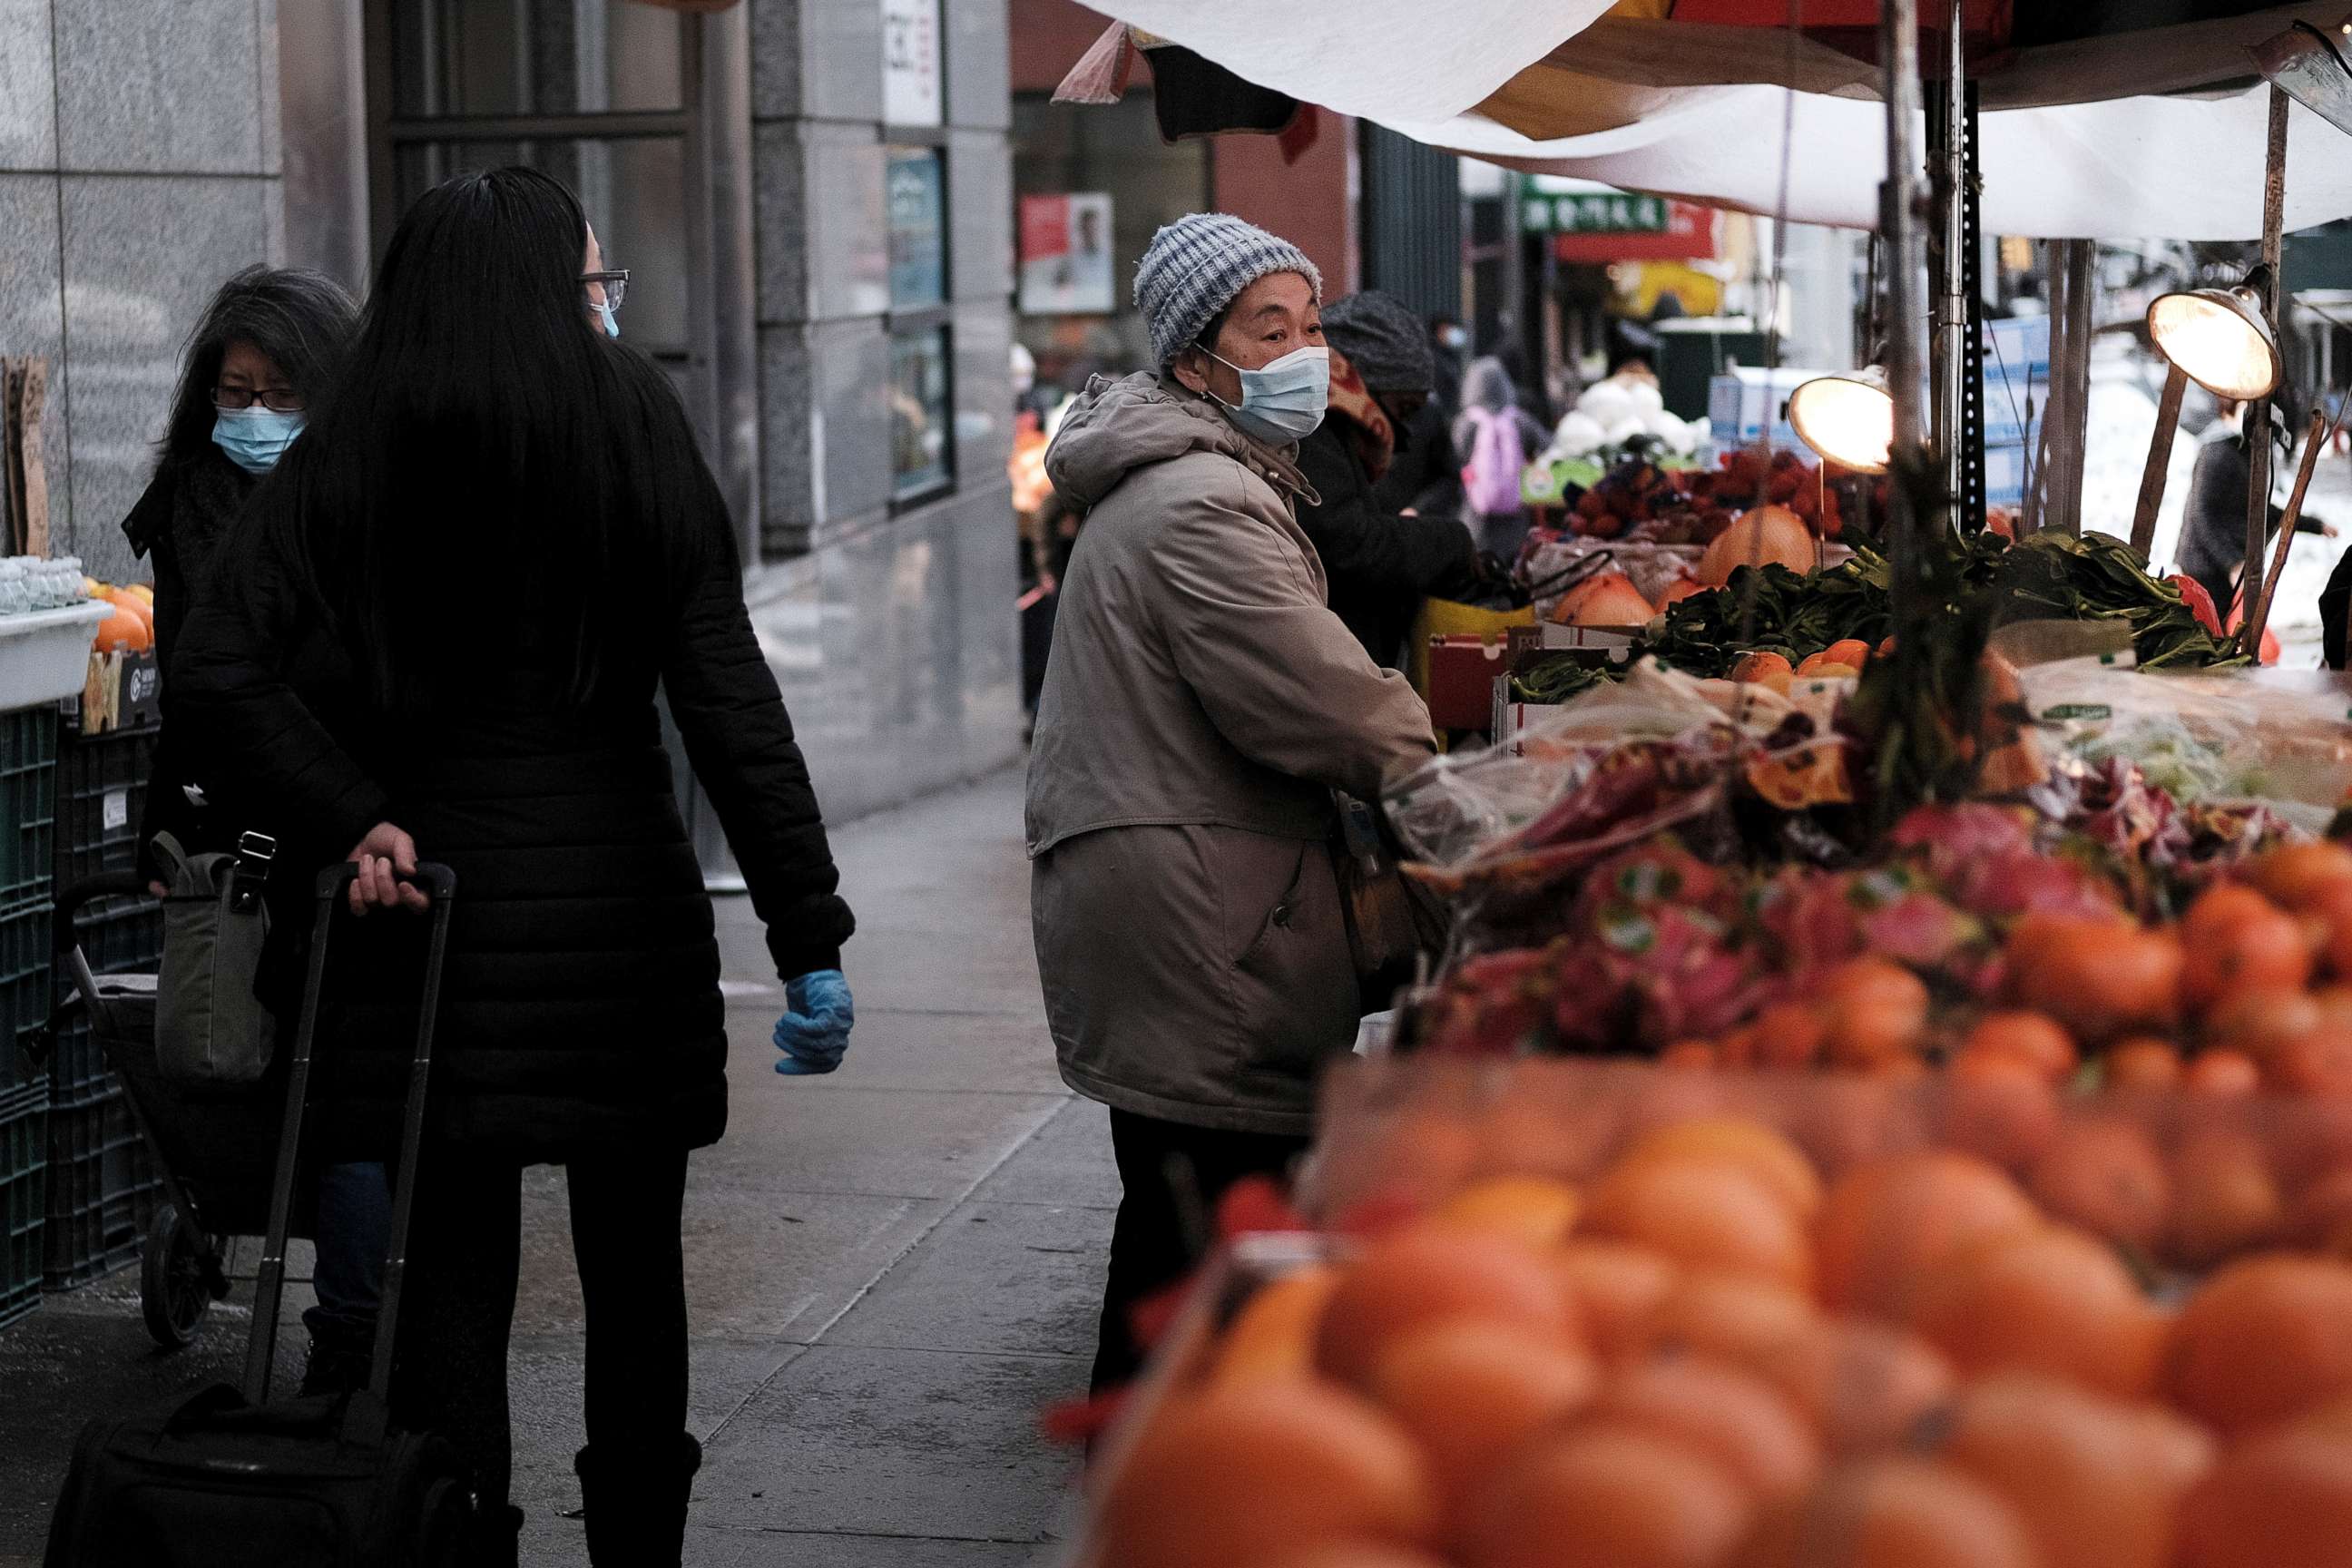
1008, 0, 1357, 294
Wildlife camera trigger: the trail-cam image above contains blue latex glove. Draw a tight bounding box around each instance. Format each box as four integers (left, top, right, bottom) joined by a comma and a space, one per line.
773, 969, 854, 1075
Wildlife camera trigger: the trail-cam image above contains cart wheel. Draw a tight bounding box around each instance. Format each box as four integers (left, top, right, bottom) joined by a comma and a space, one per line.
141, 1204, 212, 1349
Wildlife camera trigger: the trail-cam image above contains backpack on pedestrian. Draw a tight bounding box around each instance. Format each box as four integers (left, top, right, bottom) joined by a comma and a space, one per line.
1461, 406, 1526, 516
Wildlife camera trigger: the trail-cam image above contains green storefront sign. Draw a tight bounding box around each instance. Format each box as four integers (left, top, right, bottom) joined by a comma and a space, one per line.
1520, 192, 1671, 235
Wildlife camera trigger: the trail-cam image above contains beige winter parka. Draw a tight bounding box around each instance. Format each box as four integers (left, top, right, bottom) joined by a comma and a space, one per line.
1026, 372, 1436, 1135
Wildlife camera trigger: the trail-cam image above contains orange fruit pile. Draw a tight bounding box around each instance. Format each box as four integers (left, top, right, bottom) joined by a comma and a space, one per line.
1090, 1115, 2352, 1568
1664, 840, 2352, 1099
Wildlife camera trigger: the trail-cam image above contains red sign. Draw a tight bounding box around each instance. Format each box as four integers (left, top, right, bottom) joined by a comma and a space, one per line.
1552, 201, 1720, 263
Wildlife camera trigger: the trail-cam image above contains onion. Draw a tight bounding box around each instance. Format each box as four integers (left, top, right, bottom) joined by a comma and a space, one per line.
1694, 505, 1818, 587
1628, 379, 1665, 416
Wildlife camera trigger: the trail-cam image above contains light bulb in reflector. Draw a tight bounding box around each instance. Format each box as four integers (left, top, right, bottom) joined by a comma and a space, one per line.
2147, 286, 2281, 400
1788, 371, 1895, 474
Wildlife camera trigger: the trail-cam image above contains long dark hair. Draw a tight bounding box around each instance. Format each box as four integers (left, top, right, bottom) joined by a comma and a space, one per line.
161, 267, 358, 470
255, 165, 710, 712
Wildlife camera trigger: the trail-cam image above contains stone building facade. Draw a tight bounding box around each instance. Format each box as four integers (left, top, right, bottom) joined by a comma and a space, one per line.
0, 0, 1020, 833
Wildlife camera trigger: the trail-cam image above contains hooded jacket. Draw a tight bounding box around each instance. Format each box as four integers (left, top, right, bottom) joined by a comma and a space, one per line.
1026, 372, 1435, 1134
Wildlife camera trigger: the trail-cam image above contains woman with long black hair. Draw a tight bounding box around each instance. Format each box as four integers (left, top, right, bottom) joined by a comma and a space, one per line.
175, 166, 857, 1565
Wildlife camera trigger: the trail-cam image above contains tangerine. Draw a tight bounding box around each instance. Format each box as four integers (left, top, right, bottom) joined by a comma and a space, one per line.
1819, 959, 1930, 1070
1815, 1152, 2039, 1319
1553, 1241, 1679, 1361
1369, 1320, 1598, 1517
2251, 841, 2352, 908
1907, 1226, 2165, 1399
2205, 984, 2324, 1068
1096, 1381, 1438, 1568
2167, 1129, 2288, 1270
2026, 1118, 2171, 1253
1743, 1318, 1956, 1455
2269, 1026, 2352, 1097
1727, 1457, 2038, 1568
2175, 1421, 2352, 1568
1430, 1177, 1583, 1249
1583, 1157, 1814, 1292
1316, 1226, 1575, 1388
1939, 1371, 2214, 1568
1616, 1117, 1823, 1221
2186, 1049, 2262, 1097
1580, 1357, 1823, 1500
2181, 884, 2314, 1013
1638, 1271, 1817, 1366
2005, 914, 2181, 1042
1940, 1054, 2063, 1169
1960, 1011, 2077, 1083
2103, 1038, 2183, 1091
2164, 1253, 2352, 1435
1455, 1426, 1751, 1568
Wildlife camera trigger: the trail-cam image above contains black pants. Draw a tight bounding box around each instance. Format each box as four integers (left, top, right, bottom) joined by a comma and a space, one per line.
390, 1149, 691, 1526
1093, 1108, 1310, 1391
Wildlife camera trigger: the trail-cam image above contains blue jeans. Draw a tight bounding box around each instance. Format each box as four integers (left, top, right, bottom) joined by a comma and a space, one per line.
302, 1160, 388, 1345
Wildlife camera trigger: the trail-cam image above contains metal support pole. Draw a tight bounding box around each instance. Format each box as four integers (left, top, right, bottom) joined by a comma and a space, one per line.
2131, 363, 2189, 558
1935, 0, 1968, 506
1883, 0, 1927, 567
1883, 0, 1926, 470
2249, 83, 2288, 652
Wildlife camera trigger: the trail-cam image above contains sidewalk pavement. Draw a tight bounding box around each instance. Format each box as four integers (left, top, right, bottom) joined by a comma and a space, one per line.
0, 769, 1113, 1566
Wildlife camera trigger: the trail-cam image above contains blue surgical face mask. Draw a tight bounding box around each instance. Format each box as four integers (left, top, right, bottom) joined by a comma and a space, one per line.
595, 299, 620, 339
211, 406, 305, 475
1208, 344, 1328, 446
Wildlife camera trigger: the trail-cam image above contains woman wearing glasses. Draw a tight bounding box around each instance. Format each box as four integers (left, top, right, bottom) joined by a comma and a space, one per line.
121, 268, 385, 1396
174, 166, 855, 1564
125, 267, 360, 872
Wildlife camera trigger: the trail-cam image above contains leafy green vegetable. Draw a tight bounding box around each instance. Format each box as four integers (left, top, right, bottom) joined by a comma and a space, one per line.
1509, 657, 1616, 705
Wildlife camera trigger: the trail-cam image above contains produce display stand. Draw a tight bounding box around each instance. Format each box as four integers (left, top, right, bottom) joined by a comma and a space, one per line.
1056, 5, 2352, 1566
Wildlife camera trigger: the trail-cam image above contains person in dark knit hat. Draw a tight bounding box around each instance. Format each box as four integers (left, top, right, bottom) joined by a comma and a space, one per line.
1026, 215, 1436, 1392
1298, 289, 1486, 666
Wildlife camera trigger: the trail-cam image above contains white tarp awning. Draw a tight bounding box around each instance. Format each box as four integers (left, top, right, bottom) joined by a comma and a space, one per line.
1092, 1, 2352, 239
1398, 82, 2352, 239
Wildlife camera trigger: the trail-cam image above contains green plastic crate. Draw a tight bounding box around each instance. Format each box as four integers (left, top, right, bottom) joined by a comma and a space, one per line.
43, 1080, 156, 1289
0, 707, 56, 910
0, 895, 47, 1094
0, 1077, 44, 1329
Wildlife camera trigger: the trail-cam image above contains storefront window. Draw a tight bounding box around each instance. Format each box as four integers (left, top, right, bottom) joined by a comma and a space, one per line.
891, 326, 953, 501
388, 0, 684, 117
887, 147, 946, 310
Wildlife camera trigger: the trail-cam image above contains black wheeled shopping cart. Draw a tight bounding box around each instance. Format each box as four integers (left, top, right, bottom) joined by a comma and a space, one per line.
28, 871, 295, 1348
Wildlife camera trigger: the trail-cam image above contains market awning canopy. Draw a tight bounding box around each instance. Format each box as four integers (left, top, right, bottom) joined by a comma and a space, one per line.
1073, 1, 2352, 238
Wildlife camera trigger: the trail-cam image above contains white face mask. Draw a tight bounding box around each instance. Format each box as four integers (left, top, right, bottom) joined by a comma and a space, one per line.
1208, 345, 1330, 446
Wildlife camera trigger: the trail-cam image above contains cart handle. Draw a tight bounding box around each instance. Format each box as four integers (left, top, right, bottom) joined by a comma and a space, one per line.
51, 872, 154, 949
315, 861, 457, 902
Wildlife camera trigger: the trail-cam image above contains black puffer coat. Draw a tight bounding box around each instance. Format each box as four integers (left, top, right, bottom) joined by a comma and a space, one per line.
1294, 408, 1483, 668
122, 451, 256, 874
173, 482, 853, 1161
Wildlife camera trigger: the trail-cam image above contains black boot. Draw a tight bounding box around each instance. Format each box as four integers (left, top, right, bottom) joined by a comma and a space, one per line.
462, 1503, 524, 1568
298, 1321, 376, 1399
573, 1433, 701, 1567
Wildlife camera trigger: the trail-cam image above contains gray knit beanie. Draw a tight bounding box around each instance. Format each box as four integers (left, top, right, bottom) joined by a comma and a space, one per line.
1133, 213, 1323, 371
1323, 290, 1435, 394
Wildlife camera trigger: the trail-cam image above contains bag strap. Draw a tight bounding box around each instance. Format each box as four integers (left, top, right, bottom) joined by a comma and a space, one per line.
148, 831, 191, 896
242, 860, 458, 1425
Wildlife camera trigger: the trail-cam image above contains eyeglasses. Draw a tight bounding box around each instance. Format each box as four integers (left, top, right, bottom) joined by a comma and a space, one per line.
582, 270, 630, 310
213, 387, 305, 414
